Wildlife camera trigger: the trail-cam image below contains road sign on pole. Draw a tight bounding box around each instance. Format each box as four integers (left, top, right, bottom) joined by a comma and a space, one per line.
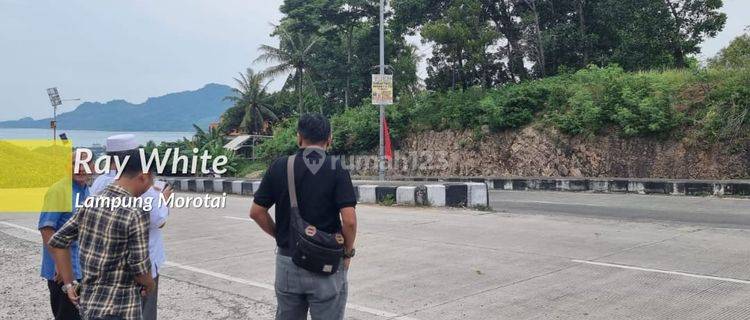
372, 74, 393, 105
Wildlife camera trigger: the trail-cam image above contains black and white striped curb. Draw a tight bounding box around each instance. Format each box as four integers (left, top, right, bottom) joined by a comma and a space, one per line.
160, 177, 489, 208
488, 178, 750, 197
354, 182, 488, 207
357, 176, 750, 197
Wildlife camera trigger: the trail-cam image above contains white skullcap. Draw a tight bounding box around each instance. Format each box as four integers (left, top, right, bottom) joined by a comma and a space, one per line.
106, 134, 138, 152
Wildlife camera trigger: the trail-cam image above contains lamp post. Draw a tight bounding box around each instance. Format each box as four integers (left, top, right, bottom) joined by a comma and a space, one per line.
47, 88, 62, 142
46, 87, 80, 142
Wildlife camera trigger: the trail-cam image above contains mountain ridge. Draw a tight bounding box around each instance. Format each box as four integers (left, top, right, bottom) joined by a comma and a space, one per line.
0, 83, 234, 132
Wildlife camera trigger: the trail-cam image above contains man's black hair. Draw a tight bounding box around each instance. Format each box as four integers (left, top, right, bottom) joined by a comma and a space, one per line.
117, 149, 154, 178
297, 113, 331, 144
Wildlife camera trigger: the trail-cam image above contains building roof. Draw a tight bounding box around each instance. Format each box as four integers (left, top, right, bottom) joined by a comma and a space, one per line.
223, 135, 251, 151
223, 134, 273, 151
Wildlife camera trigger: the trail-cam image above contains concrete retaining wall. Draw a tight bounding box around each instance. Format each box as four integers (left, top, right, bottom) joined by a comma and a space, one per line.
352, 176, 750, 197
488, 178, 750, 197
159, 176, 490, 208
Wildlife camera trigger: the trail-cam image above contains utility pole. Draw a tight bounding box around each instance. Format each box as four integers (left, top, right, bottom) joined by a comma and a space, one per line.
378, 0, 385, 181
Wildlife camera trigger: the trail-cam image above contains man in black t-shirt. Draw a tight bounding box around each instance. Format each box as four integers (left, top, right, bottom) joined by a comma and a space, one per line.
250, 113, 358, 320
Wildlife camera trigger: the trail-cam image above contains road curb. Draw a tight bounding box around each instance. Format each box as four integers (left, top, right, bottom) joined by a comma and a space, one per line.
348, 176, 750, 197
159, 177, 490, 208
482, 178, 749, 197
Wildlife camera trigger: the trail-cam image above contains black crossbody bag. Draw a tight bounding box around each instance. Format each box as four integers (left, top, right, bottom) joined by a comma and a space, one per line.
286, 155, 345, 276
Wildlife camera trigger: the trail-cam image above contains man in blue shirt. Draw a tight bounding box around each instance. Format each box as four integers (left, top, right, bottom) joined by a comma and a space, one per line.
39, 158, 91, 320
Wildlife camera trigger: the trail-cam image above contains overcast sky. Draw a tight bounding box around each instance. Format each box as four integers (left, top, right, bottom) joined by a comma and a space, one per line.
0, 0, 747, 121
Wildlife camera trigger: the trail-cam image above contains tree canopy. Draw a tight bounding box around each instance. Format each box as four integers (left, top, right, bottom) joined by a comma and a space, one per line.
218, 0, 731, 141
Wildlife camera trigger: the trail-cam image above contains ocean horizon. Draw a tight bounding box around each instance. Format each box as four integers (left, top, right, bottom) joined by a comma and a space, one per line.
0, 128, 193, 147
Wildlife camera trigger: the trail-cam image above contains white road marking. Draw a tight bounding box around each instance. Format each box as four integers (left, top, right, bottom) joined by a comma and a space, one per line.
0, 221, 37, 233
572, 259, 750, 285
495, 200, 609, 207
223, 216, 251, 221
163, 261, 419, 320
163, 261, 275, 290
0, 220, 420, 320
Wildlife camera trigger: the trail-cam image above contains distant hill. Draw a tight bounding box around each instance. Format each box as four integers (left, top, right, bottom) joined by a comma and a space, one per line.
0, 83, 234, 132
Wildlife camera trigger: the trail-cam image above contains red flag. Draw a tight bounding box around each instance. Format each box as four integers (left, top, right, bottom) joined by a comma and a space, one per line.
383, 117, 393, 160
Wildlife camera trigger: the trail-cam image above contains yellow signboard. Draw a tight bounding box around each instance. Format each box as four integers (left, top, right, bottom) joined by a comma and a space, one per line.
372, 74, 393, 105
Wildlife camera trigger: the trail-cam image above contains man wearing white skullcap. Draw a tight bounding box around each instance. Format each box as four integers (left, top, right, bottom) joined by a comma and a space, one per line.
107, 134, 139, 152
90, 134, 171, 320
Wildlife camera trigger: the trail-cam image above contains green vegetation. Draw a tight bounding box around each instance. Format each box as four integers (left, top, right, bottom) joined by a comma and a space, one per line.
378, 194, 396, 206
254, 61, 749, 158
145, 125, 242, 177
708, 32, 750, 69
220, 68, 278, 135
254, 117, 299, 163
183, 1, 747, 175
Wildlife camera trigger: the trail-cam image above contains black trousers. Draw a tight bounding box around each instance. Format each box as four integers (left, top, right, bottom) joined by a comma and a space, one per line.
141, 275, 159, 320
47, 280, 82, 320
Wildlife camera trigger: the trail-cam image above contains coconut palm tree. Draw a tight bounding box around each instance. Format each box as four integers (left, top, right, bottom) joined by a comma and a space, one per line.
191, 124, 222, 146
223, 68, 278, 134
256, 29, 321, 113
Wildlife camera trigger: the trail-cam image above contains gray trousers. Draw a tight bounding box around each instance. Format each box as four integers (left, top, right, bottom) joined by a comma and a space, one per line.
275, 255, 348, 320
141, 276, 158, 320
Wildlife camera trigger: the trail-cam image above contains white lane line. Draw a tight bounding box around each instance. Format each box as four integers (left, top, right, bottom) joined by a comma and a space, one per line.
0, 220, 420, 320
572, 259, 750, 285
220, 215, 420, 319
495, 200, 609, 207
223, 216, 251, 221
163, 261, 274, 290
164, 261, 419, 320
0, 221, 37, 233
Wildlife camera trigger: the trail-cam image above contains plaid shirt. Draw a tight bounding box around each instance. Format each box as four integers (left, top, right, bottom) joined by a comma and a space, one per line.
49, 184, 151, 320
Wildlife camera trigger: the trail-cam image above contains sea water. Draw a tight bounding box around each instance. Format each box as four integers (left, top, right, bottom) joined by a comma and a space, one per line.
0, 128, 192, 147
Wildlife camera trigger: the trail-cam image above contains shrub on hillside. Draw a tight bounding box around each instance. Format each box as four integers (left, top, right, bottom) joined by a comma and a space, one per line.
330, 106, 379, 154
611, 72, 683, 136
255, 117, 298, 163
551, 65, 684, 136
699, 67, 750, 141
408, 88, 488, 131
551, 66, 625, 135
483, 78, 567, 131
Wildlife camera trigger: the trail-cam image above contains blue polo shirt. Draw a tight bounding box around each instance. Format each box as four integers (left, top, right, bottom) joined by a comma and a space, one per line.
38, 180, 88, 281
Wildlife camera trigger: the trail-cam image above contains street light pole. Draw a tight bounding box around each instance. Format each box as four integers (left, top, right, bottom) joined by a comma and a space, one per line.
47, 88, 62, 142
46, 87, 80, 142
378, 0, 385, 181
53, 105, 57, 141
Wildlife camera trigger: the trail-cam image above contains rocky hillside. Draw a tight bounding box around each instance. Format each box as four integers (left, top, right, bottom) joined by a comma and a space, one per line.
381, 127, 749, 180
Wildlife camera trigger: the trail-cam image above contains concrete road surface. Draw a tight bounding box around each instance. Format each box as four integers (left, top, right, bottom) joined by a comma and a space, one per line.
490, 190, 750, 228
1, 191, 749, 319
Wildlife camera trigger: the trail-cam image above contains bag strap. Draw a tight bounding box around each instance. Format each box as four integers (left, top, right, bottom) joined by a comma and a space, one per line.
286, 155, 298, 209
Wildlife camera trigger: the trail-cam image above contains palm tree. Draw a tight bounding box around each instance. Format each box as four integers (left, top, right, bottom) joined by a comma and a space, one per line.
256, 29, 321, 113
191, 124, 222, 146
223, 68, 278, 134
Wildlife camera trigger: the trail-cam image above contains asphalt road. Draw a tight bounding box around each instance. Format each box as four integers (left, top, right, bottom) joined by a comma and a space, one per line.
490, 190, 750, 228
1, 191, 749, 319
